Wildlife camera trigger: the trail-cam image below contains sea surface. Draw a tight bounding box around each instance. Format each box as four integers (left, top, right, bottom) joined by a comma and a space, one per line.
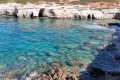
0, 17, 119, 76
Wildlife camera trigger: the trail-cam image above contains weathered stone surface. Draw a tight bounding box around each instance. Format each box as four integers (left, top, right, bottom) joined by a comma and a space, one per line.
0, 3, 120, 19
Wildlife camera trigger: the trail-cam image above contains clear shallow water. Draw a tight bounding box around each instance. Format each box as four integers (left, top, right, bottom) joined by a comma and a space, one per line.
0, 17, 117, 75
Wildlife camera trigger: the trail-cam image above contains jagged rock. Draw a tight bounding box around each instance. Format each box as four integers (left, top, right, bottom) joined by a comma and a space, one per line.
53, 73, 58, 80
71, 74, 78, 80
27, 52, 36, 56
57, 69, 63, 76
48, 69, 55, 76
47, 52, 60, 56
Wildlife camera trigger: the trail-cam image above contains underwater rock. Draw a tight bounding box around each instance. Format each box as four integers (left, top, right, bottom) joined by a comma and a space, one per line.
66, 44, 79, 49
27, 52, 36, 56
29, 71, 38, 78
67, 60, 82, 66
47, 52, 60, 57
97, 46, 104, 50
81, 46, 91, 51
82, 64, 88, 69
50, 61, 62, 67
17, 56, 27, 61
84, 41, 96, 46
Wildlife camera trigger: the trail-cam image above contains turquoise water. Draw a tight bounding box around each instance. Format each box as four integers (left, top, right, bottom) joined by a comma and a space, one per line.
0, 17, 116, 75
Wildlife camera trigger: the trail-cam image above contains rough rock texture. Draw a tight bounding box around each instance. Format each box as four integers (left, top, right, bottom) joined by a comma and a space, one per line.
87, 26, 120, 80
0, 3, 120, 19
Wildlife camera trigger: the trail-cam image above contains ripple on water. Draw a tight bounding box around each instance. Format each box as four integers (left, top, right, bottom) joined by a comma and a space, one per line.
0, 18, 116, 76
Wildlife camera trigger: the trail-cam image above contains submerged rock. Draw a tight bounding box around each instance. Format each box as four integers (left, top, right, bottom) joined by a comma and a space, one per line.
67, 60, 82, 66
84, 41, 97, 46
27, 53, 36, 56
17, 56, 27, 60
50, 61, 62, 67
81, 46, 91, 51
29, 71, 38, 78
47, 52, 60, 57
66, 44, 79, 49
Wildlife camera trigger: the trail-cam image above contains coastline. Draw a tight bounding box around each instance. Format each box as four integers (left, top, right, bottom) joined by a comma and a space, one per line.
0, 2, 120, 20
0, 2, 120, 80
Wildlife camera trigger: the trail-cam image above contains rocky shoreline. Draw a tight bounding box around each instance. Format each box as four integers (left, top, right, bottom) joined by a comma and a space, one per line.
0, 2, 120, 20
0, 2, 120, 80
87, 25, 120, 80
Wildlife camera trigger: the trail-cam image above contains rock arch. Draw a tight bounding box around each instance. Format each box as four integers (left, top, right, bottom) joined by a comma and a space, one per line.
87, 14, 95, 19
38, 8, 45, 17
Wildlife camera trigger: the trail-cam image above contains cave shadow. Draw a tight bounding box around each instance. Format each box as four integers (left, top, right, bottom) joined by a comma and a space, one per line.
87, 14, 95, 19
79, 24, 120, 80
38, 8, 45, 17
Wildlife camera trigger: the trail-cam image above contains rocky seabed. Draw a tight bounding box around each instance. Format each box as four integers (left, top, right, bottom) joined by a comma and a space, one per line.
0, 3, 120, 19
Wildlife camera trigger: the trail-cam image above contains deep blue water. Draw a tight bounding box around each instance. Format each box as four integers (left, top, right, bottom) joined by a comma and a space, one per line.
0, 17, 117, 74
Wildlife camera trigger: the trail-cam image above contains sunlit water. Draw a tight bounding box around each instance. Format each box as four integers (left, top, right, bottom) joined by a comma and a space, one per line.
0, 17, 118, 75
